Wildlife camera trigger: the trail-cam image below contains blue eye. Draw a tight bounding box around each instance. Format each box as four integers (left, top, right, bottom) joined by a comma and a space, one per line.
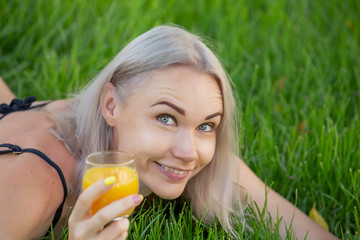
197, 123, 214, 132
157, 114, 176, 126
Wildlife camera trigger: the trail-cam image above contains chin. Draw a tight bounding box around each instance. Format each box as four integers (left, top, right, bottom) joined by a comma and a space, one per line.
152, 186, 185, 200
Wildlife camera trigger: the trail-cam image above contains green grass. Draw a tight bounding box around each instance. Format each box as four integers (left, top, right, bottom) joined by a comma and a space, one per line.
40, 196, 298, 240
1, 0, 359, 239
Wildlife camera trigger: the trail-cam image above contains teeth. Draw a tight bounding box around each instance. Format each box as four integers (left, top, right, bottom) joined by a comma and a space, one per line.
161, 164, 186, 175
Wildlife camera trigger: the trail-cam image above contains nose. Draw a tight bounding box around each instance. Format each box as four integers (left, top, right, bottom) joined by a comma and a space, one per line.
172, 130, 198, 162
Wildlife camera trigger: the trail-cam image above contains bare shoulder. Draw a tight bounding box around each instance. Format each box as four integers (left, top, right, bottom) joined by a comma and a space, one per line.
0, 151, 65, 238
0, 102, 77, 185
42, 99, 70, 111
232, 154, 248, 183
233, 155, 261, 184
232, 155, 265, 201
0, 106, 78, 238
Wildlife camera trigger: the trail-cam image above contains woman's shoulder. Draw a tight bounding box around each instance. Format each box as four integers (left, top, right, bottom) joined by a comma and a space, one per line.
42, 99, 70, 112
0, 102, 78, 188
0, 101, 78, 238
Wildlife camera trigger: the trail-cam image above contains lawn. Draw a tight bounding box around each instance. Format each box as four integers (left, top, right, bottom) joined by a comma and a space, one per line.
1, 0, 359, 239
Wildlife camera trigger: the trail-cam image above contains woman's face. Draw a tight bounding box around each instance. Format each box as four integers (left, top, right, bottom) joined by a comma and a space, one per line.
110, 65, 223, 199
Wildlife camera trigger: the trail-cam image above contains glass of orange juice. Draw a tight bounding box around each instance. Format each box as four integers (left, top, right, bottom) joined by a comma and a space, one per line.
82, 151, 139, 219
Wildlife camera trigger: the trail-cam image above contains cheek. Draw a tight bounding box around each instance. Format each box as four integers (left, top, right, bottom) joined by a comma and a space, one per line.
116, 118, 160, 151
136, 127, 171, 153
198, 139, 217, 169
120, 126, 171, 168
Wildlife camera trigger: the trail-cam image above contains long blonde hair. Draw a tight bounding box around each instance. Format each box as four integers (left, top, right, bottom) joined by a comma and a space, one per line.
54, 25, 245, 236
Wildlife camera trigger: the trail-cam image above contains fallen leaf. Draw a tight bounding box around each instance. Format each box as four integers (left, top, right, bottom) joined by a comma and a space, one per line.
309, 204, 329, 231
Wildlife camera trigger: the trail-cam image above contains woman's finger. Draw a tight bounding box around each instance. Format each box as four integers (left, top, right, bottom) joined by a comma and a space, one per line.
70, 176, 116, 222
88, 194, 143, 230
96, 218, 130, 240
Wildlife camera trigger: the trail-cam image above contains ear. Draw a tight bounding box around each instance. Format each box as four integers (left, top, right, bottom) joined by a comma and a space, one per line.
101, 83, 120, 127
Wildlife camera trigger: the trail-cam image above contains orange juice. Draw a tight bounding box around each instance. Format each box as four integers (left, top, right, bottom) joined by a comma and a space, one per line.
83, 166, 139, 216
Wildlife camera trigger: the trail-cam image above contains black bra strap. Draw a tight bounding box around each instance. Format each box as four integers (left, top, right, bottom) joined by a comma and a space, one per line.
0, 96, 50, 120
0, 143, 68, 233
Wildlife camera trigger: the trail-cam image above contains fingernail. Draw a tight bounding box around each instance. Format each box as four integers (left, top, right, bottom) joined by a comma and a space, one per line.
132, 194, 143, 204
104, 176, 116, 185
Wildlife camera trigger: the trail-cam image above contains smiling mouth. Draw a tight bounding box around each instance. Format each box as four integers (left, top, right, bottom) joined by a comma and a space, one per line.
157, 163, 187, 175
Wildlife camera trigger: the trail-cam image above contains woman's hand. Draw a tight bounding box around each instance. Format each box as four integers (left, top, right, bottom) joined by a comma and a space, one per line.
68, 177, 143, 240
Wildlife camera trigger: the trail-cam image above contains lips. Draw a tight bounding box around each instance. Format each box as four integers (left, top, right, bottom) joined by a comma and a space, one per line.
158, 163, 186, 175
155, 162, 191, 180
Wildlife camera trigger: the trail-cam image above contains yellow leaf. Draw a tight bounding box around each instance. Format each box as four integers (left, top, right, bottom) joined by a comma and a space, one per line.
309, 204, 329, 231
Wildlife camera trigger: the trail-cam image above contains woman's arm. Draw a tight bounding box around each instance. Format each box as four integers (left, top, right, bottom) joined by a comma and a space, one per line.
237, 158, 338, 240
0, 76, 16, 103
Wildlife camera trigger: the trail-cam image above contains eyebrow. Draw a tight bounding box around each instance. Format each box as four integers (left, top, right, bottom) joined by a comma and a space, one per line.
151, 101, 185, 115
151, 101, 222, 120
205, 112, 222, 120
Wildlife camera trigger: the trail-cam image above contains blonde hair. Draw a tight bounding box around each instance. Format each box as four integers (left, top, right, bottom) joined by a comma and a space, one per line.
54, 25, 245, 236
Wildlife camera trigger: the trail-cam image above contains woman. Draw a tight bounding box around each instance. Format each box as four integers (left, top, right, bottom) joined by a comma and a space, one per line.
0, 25, 337, 239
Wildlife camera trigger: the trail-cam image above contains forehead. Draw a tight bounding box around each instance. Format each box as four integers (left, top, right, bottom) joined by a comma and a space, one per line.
135, 65, 223, 111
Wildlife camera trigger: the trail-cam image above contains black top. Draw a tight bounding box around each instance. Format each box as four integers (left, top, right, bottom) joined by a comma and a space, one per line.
0, 96, 67, 235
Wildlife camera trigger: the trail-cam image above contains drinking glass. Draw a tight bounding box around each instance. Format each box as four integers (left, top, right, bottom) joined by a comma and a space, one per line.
82, 151, 139, 219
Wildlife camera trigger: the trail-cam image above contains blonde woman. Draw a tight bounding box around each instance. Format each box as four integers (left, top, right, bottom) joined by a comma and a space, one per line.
0, 25, 337, 239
